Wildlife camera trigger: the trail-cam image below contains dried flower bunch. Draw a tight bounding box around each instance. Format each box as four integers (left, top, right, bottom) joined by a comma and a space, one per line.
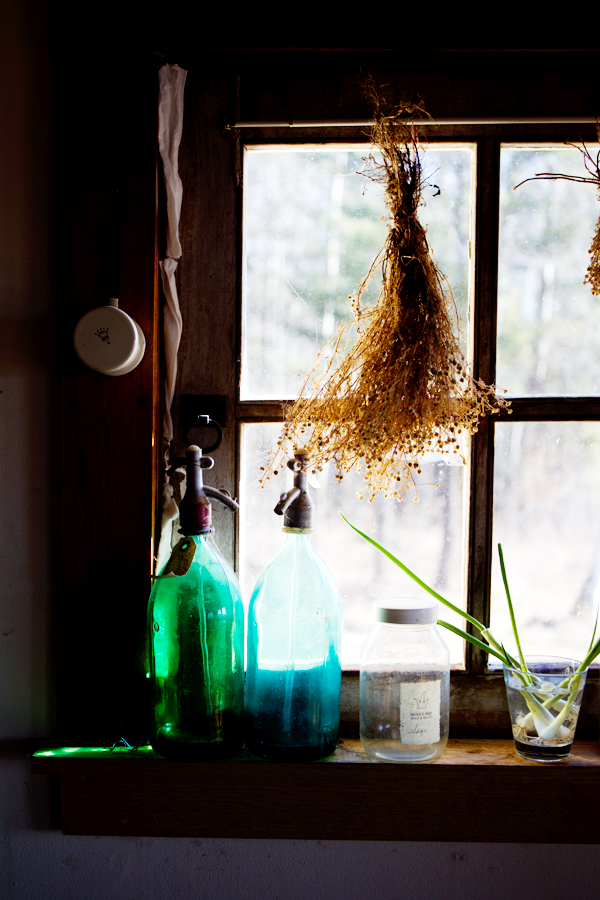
515, 123, 600, 295
264, 78, 508, 501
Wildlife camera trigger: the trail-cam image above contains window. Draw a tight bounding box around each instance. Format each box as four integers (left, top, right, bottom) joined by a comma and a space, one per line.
238, 137, 600, 673
239, 143, 474, 667
226, 118, 600, 733
491, 145, 600, 661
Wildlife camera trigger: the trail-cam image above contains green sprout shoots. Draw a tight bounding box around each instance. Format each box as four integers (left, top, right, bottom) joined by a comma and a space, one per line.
498, 544, 527, 673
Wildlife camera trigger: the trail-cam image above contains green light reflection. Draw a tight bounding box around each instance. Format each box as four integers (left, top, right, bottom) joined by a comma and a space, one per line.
33, 745, 156, 759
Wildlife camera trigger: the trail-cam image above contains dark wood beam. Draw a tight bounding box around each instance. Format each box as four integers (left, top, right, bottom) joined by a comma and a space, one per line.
33, 739, 600, 841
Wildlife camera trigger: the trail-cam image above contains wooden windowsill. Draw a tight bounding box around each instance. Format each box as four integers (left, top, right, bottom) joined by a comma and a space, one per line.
32, 738, 600, 842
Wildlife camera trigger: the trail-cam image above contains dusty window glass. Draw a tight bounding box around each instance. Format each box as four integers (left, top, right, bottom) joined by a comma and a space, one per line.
240, 145, 475, 667
497, 145, 600, 396
240, 423, 468, 668
490, 420, 600, 664
242, 144, 474, 399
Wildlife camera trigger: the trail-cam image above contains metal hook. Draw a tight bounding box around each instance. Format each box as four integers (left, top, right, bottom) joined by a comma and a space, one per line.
185, 415, 223, 453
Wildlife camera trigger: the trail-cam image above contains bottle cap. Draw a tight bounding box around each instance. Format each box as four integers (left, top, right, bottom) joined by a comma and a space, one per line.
374, 598, 438, 625
274, 452, 315, 530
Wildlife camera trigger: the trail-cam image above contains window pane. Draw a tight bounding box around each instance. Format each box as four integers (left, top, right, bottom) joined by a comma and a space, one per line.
490, 421, 600, 664
242, 144, 474, 399
240, 423, 467, 668
497, 146, 600, 396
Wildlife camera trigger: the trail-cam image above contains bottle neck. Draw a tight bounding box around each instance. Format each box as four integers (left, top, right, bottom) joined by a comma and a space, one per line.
283, 530, 312, 543
176, 534, 209, 553
179, 460, 212, 535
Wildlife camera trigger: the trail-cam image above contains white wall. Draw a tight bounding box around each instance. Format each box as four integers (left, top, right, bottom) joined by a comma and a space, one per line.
2, 13, 600, 898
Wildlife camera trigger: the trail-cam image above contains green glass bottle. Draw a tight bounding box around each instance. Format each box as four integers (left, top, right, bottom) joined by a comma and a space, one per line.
148, 444, 244, 760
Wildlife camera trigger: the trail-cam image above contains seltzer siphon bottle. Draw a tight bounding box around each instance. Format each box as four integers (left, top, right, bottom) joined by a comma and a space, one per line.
148, 442, 244, 760
245, 451, 343, 762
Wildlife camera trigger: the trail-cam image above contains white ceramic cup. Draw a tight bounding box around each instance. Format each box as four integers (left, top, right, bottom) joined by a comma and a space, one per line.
73, 299, 146, 376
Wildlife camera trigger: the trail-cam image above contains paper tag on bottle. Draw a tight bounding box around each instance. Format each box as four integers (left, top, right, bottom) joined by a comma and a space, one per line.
400, 681, 441, 745
155, 537, 196, 578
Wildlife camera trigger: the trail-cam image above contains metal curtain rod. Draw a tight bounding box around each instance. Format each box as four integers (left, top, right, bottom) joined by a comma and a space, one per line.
231, 116, 598, 129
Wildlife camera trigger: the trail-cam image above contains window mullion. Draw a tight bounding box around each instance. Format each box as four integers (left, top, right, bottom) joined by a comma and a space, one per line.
467, 137, 501, 675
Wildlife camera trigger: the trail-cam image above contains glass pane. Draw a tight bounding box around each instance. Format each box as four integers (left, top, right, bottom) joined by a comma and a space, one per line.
242, 144, 474, 399
497, 145, 600, 396
490, 421, 600, 665
240, 423, 468, 668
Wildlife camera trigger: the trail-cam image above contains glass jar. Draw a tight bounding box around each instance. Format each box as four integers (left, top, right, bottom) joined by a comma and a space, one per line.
360, 598, 449, 762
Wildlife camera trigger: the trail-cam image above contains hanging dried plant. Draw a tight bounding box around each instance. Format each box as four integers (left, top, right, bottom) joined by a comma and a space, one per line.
263, 78, 509, 501
514, 123, 600, 295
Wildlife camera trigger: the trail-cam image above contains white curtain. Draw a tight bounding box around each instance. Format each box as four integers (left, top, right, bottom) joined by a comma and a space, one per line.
158, 62, 187, 441
156, 63, 187, 573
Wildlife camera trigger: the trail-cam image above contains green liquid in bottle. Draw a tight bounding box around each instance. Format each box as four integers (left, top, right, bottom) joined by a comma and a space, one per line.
149, 535, 244, 761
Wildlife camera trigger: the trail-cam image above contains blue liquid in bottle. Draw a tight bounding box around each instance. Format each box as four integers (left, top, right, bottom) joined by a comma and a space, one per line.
245, 529, 342, 762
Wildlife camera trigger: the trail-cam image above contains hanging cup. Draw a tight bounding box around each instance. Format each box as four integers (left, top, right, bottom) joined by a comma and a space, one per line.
73, 298, 146, 376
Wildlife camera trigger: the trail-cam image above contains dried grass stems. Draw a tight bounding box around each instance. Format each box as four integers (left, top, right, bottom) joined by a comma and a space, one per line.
263, 82, 509, 501
514, 124, 600, 295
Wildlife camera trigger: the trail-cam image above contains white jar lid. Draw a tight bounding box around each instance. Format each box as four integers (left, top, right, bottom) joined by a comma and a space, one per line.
374, 598, 438, 625
73, 302, 146, 376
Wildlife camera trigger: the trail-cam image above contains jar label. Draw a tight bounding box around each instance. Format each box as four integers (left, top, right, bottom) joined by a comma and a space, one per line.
400, 681, 441, 745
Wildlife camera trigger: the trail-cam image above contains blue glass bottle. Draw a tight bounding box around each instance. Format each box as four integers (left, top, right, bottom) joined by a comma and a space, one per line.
245, 452, 342, 761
